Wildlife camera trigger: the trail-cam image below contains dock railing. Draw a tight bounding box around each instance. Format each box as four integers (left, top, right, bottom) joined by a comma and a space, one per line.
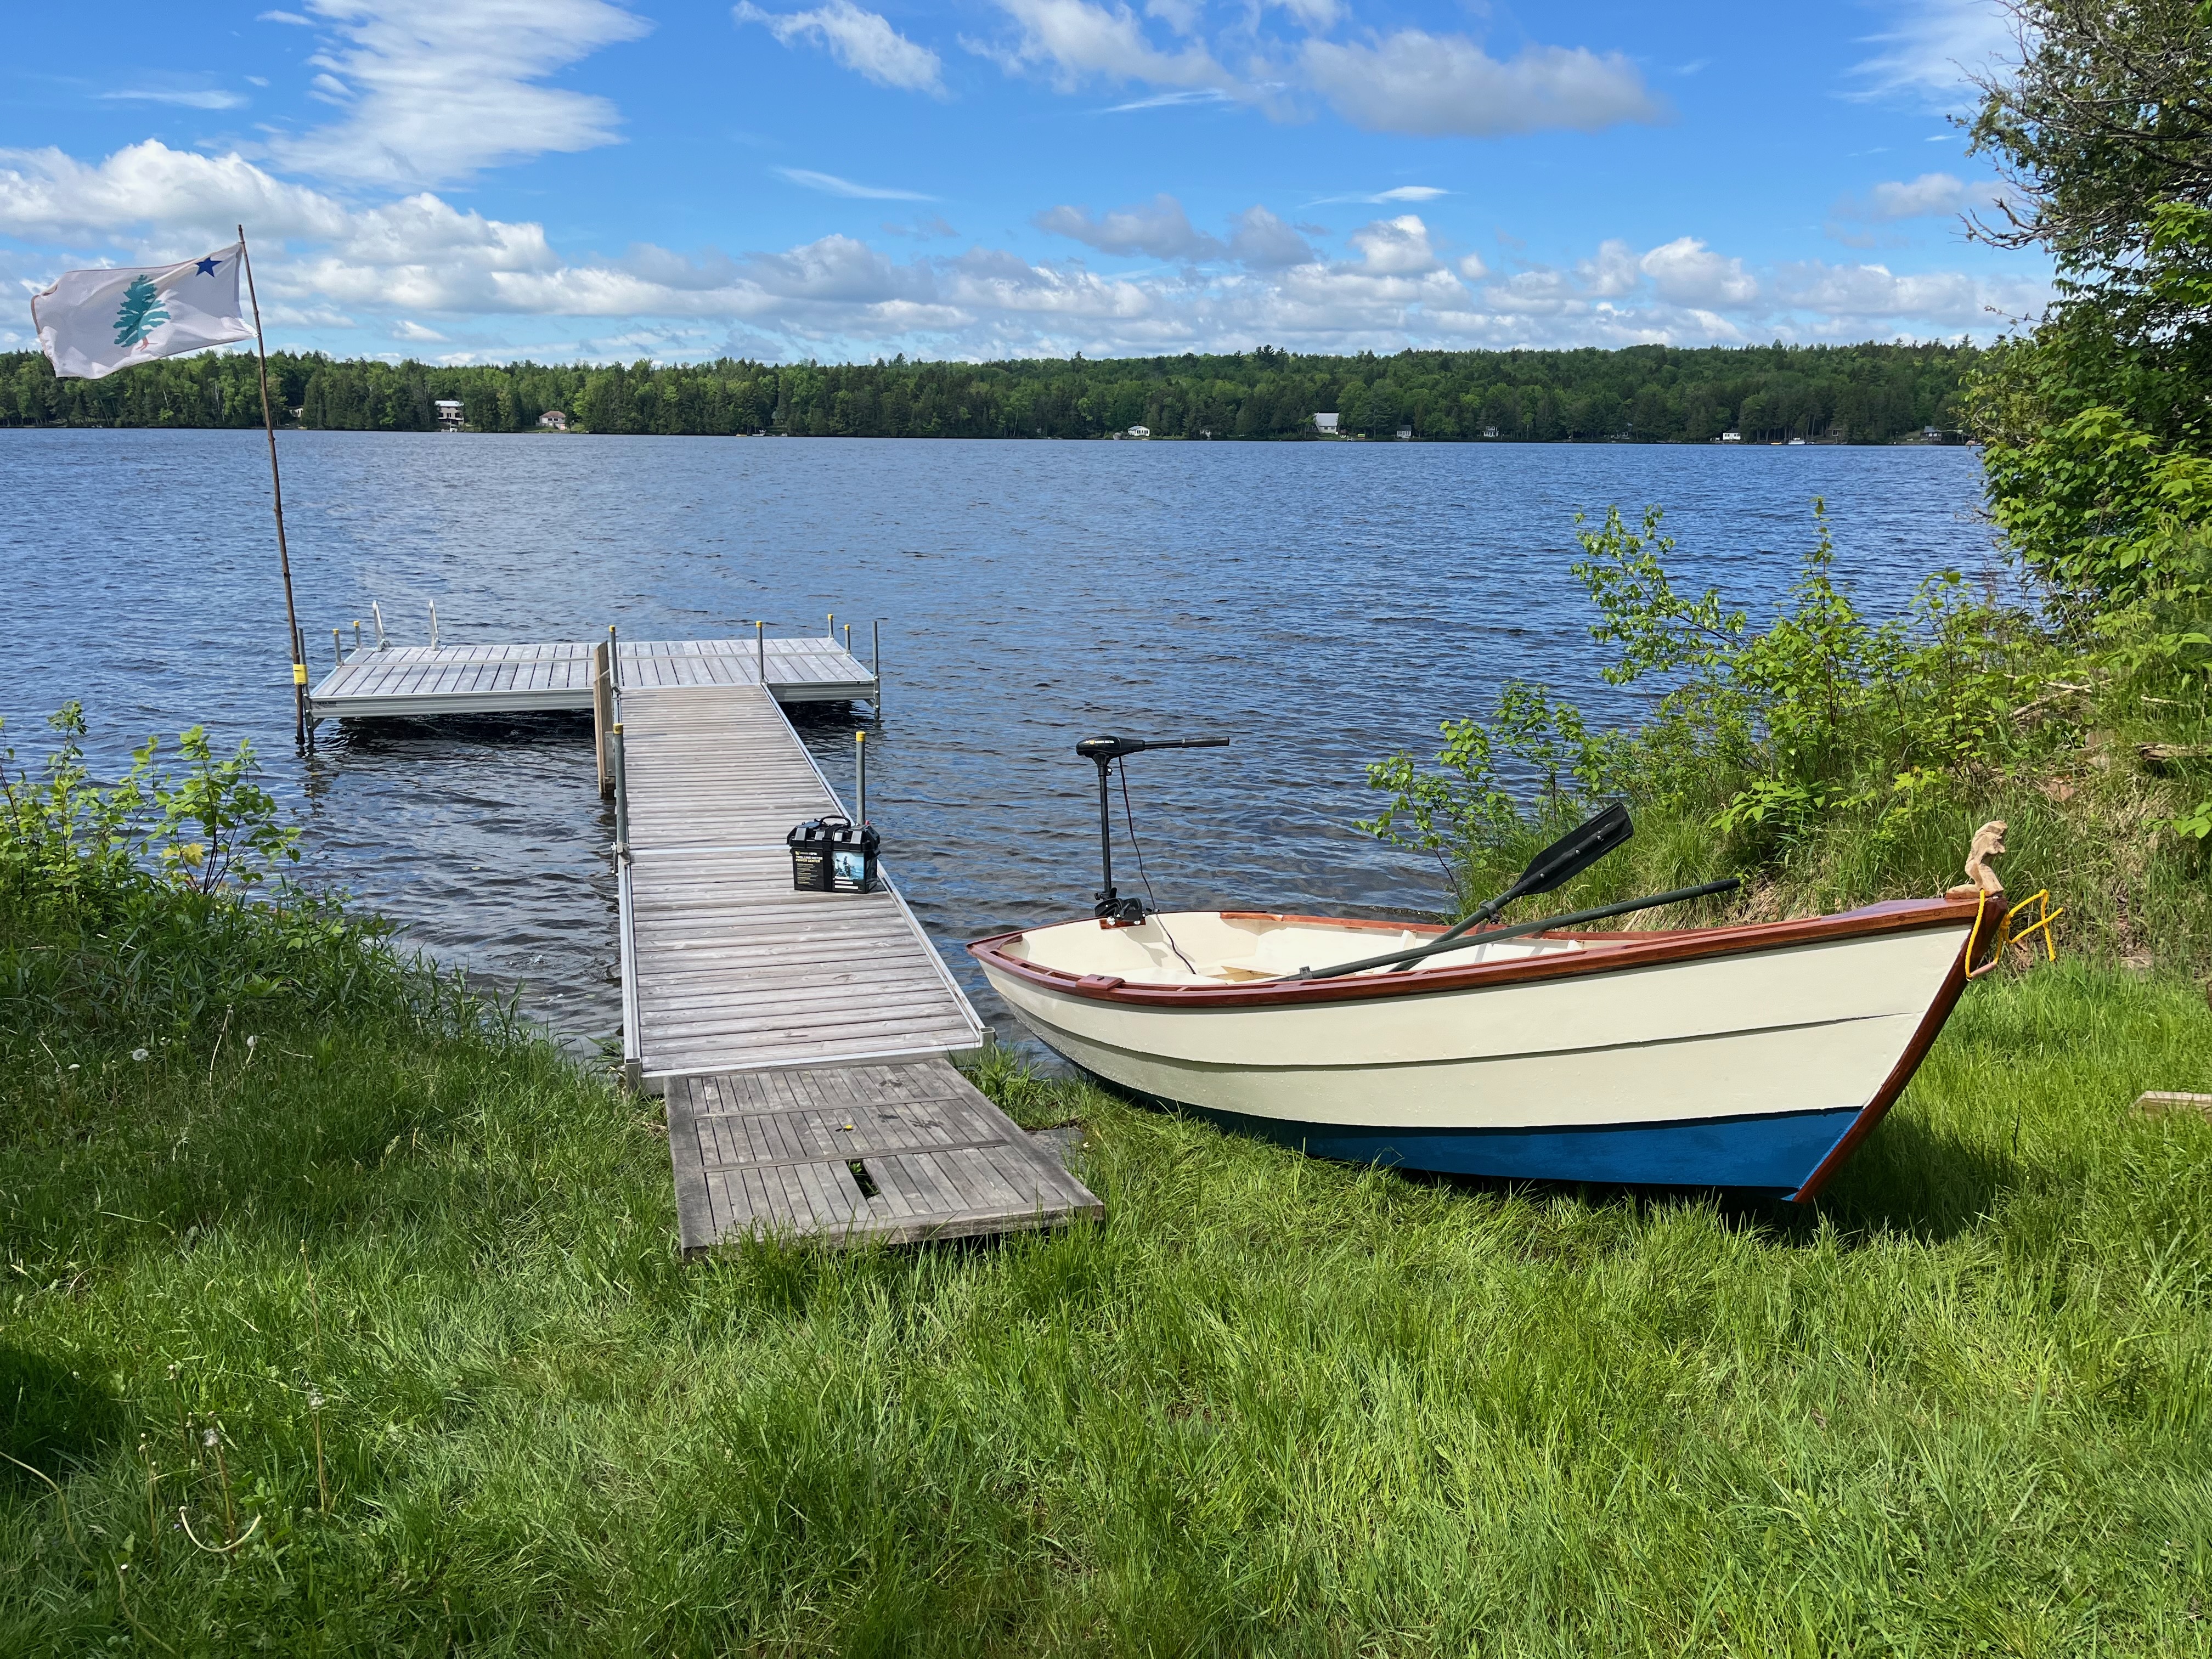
610, 715, 644, 1090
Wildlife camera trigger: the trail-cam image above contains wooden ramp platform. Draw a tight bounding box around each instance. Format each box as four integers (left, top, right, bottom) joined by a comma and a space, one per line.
666, 1059, 1103, 1251
617, 681, 986, 1077
309, 636, 876, 719
612, 681, 1102, 1251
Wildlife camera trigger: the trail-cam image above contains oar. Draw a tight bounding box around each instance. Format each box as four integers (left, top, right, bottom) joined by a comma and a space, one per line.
1357, 800, 1634, 979
1293, 876, 1742, 981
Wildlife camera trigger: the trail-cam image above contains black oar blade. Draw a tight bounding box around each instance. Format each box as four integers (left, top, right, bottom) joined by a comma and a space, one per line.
1514, 801, 1634, 898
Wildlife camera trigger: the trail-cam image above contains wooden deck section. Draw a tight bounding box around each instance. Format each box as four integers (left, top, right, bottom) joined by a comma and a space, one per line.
614, 681, 1099, 1249
665, 1059, 1103, 1251
308, 628, 1101, 1252
616, 681, 986, 1078
309, 636, 876, 719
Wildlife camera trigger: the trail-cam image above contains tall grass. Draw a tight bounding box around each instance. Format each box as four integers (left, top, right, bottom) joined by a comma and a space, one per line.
5, 876, 2210, 1654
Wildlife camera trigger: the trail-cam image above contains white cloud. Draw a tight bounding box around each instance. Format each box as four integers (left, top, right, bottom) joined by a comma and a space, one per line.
1301, 31, 1661, 137
1143, 0, 1202, 35
776, 166, 936, 200
735, 0, 944, 94
973, 0, 1231, 91
100, 89, 249, 110
1308, 185, 1449, 206
1035, 195, 1318, 268
1346, 215, 1440, 276
1849, 0, 2014, 104
266, 0, 652, 187
1227, 206, 1314, 269
1637, 236, 1759, 306
1770, 258, 2029, 325
1832, 171, 2004, 222
1036, 194, 1224, 259
1100, 87, 1233, 111
0, 141, 351, 245
1, 140, 2049, 360
258, 8, 313, 21
1576, 238, 1641, 297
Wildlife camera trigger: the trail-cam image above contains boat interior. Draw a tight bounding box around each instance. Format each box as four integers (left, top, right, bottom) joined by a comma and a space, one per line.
997, 910, 1590, 987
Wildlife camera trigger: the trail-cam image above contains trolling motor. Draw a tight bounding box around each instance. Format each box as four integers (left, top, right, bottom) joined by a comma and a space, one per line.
1077, 733, 1229, 923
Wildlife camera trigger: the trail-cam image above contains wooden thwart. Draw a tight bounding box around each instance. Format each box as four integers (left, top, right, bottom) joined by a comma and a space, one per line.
667, 1058, 1103, 1251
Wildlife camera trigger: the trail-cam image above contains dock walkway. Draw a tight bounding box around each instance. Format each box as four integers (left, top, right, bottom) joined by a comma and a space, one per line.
616, 682, 985, 1077
315, 629, 1101, 1253
614, 681, 1101, 1252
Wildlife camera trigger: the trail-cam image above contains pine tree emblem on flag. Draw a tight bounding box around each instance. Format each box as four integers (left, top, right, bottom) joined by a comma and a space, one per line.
31, 244, 255, 379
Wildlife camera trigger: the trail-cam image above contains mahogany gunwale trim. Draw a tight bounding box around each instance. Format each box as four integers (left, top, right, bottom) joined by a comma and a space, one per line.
967, 894, 1984, 1012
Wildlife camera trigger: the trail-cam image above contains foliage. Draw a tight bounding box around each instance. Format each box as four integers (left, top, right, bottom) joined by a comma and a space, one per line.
1358, 681, 1611, 876
0, 704, 299, 921
1964, 0, 2212, 614
1365, 503, 2042, 907
5, 861, 2212, 1652
0, 340, 1979, 444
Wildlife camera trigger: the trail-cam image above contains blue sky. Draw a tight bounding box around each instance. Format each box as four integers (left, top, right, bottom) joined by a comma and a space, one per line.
1, 0, 2047, 364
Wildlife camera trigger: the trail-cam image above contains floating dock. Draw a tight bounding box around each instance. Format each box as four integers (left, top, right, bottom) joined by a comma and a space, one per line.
308, 635, 878, 720
318, 627, 1102, 1254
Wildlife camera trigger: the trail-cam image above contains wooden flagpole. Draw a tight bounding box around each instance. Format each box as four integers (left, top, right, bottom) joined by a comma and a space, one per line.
236, 224, 310, 751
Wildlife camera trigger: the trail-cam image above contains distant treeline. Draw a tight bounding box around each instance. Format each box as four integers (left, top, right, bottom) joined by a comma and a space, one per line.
0, 341, 1977, 443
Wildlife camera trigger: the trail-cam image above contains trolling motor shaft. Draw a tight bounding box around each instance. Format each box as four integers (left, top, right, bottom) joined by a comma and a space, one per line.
1077, 734, 1229, 922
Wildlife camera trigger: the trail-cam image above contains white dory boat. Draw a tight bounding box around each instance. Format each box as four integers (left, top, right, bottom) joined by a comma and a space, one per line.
969, 738, 2019, 1201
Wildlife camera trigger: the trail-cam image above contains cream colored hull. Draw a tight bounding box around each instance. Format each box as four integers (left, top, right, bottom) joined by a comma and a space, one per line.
978, 916, 1969, 1132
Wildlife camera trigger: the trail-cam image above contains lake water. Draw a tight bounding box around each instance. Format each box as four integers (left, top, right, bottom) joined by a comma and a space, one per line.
0, 430, 2000, 1051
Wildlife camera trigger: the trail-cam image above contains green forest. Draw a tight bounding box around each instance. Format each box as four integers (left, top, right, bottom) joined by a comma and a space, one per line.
0, 340, 1975, 444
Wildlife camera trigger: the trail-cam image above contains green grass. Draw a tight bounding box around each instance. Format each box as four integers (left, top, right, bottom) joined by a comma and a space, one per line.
5, 896, 2212, 1656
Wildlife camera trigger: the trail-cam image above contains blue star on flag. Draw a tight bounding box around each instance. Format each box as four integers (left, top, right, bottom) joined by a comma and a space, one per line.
195, 256, 220, 275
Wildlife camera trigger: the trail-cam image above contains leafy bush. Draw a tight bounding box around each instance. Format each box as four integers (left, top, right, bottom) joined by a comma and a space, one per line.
0, 703, 299, 922
0, 706, 497, 1052
1365, 501, 2047, 904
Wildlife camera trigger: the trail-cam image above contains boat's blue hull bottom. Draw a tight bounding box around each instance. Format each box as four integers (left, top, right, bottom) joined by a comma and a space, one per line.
1171, 1099, 1867, 1199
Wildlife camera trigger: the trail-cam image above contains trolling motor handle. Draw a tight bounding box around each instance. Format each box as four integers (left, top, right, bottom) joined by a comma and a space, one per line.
1078, 735, 1230, 924
1077, 735, 1230, 763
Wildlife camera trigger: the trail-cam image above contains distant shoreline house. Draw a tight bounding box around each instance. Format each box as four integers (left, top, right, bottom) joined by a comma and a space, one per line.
433, 398, 464, 431
1312, 412, 1340, 434
538, 409, 570, 432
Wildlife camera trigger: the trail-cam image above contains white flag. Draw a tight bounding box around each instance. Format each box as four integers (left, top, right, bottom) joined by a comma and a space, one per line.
31, 244, 256, 381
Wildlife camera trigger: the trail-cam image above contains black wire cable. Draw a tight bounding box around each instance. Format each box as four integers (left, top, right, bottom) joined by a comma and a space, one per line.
1118, 759, 1199, 974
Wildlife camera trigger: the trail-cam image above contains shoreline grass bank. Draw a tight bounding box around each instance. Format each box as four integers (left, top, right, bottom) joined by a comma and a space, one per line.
5, 872, 2210, 1654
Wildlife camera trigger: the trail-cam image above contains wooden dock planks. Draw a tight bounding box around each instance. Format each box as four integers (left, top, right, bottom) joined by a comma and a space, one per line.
308, 636, 877, 718
304, 631, 1097, 1254
665, 1059, 1103, 1251
616, 682, 987, 1079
